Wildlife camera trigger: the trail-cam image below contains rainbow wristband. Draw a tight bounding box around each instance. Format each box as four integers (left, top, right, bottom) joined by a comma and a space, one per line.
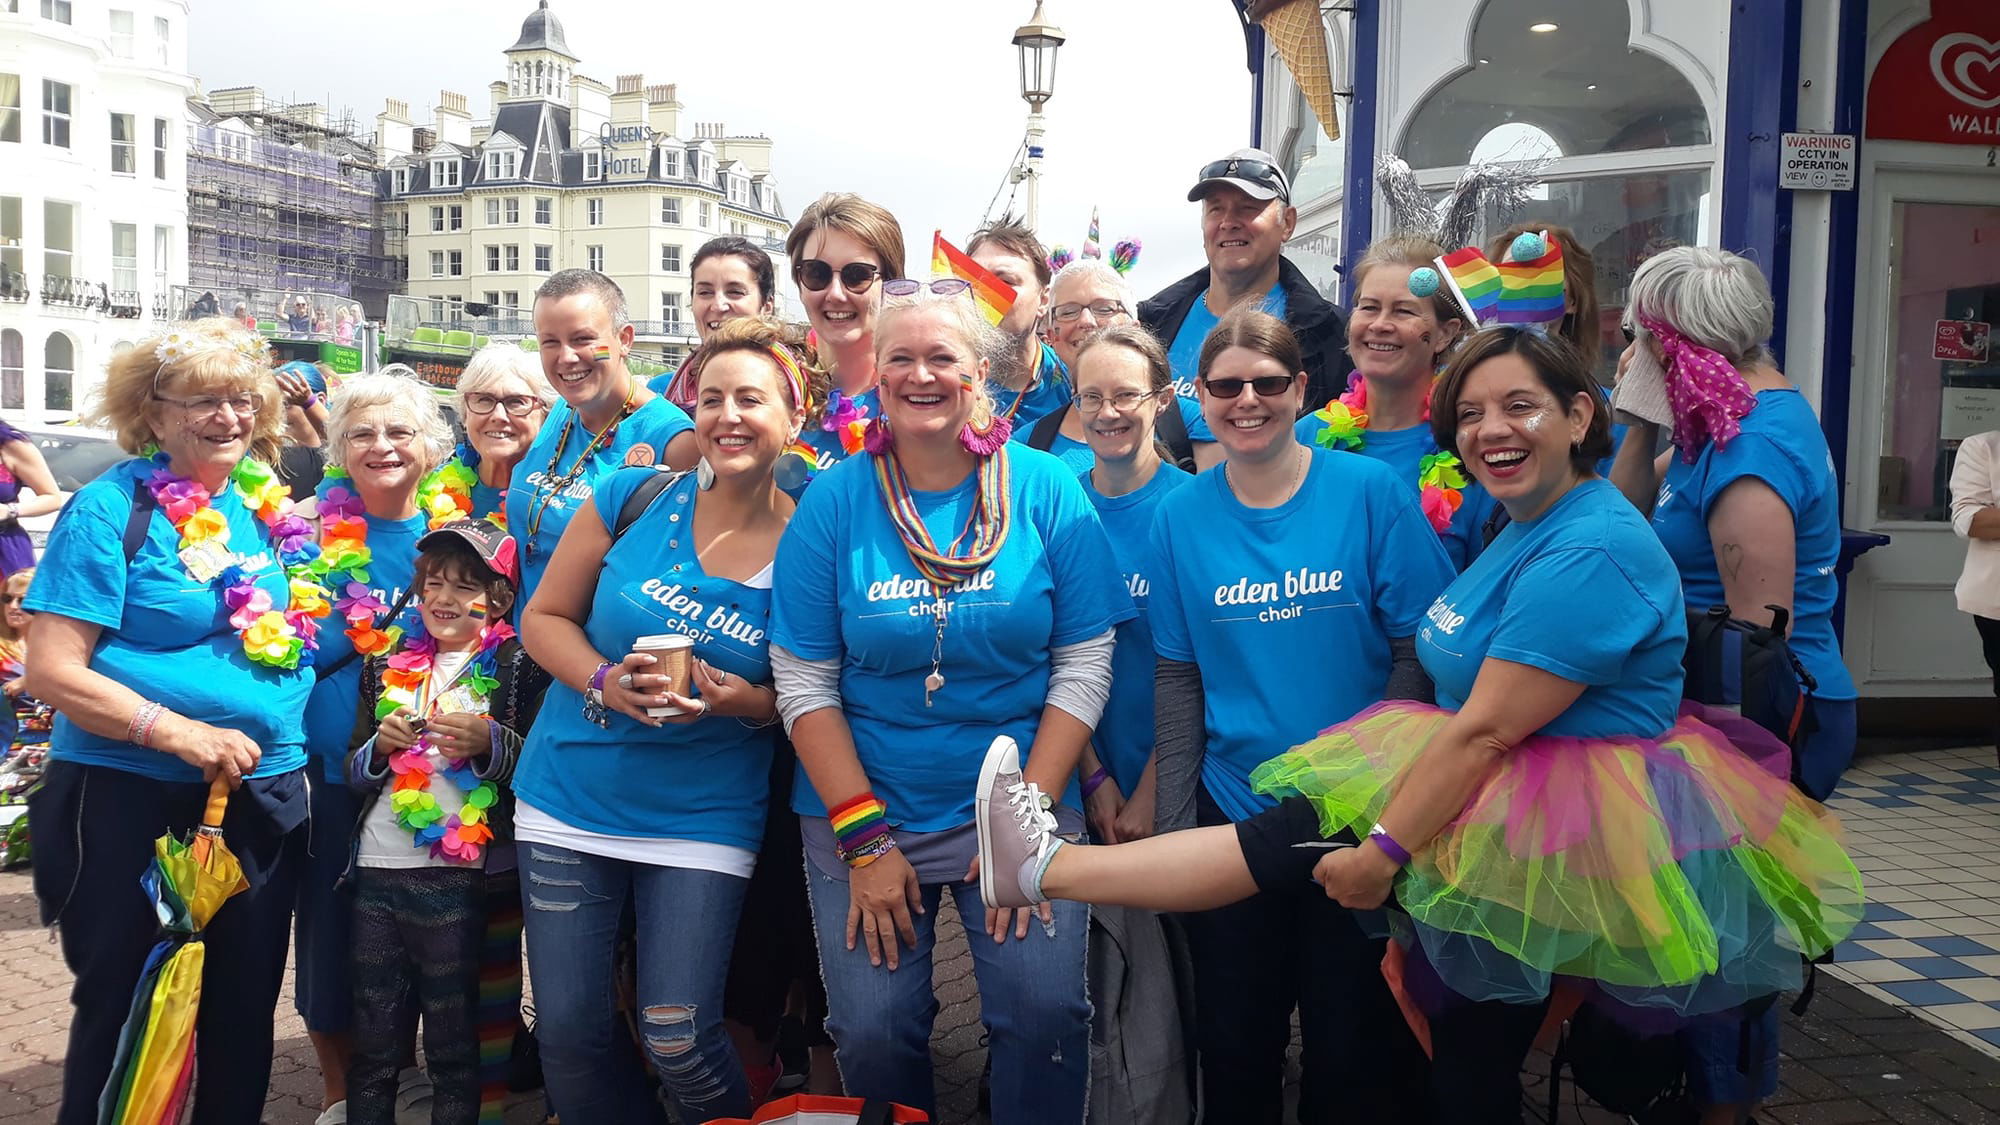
830, 792, 892, 867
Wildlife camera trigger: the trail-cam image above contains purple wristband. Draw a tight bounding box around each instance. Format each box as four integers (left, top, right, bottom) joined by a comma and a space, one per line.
588, 661, 614, 694
1368, 823, 1412, 867
1081, 767, 1110, 799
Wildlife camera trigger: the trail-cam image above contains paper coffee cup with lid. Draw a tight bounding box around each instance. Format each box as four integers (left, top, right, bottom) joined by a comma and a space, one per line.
634, 633, 695, 717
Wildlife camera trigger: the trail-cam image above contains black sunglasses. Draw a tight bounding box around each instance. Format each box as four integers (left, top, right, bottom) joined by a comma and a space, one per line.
796, 259, 881, 294
1201, 374, 1297, 399
1198, 158, 1288, 197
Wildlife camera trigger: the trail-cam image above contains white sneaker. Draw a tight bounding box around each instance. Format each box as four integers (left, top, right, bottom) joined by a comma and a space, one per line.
314, 1102, 349, 1125
974, 734, 1061, 909
394, 1067, 434, 1125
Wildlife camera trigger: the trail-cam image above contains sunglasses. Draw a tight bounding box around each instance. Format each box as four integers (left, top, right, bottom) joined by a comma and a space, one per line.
1197, 157, 1289, 198
1200, 374, 1297, 399
1621, 322, 1637, 344
881, 278, 971, 299
796, 259, 881, 294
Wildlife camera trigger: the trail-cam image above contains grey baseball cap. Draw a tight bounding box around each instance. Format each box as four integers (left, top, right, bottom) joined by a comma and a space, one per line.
1187, 147, 1292, 203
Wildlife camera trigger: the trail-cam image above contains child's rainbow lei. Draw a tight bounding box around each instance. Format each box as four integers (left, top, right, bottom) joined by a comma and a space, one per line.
375, 621, 511, 864
1308, 374, 1468, 534
144, 452, 329, 670
313, 463, 479, 659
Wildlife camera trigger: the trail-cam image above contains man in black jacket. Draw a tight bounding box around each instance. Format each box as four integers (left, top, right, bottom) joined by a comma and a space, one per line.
1139, 147, 1353, 414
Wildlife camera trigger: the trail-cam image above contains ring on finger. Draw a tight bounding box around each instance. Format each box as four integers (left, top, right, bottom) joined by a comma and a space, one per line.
618, 673, 634, 689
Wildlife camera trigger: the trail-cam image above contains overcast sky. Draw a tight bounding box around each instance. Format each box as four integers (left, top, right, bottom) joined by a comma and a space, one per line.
188, 0, 1254, 298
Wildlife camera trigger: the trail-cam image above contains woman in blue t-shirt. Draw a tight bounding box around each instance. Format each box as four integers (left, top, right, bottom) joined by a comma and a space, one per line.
453, 344, 554, 522
506, 269, 698, 605
26, 320, 319, 1124
1149, 305, 1455, 1121
1297, 235, 1502, 571
782, 193, 908, 481
1070, 324, 1191, 842
769, 289, 1131, 1124
977, 326, 1860, 1124
291, 372, 460, 1119
651, 235, 782, 405
515, 317, 821, 1124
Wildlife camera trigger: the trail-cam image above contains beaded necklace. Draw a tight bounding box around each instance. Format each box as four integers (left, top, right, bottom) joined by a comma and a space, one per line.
524, 386, 638, 560
871, 446, 1013, 707
312, 463, 478, 658
1309, 374, 1468, 534
376, 621, 511, 863
143, 452, 329, 670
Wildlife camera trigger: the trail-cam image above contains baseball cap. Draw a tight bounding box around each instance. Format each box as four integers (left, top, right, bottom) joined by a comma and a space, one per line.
1187, 147, 1292, 204
417, 519, 518, 587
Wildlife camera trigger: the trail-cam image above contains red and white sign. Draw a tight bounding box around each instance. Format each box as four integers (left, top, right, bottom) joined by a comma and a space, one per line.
1867, 0, 2000, 145
1936, 319, 1992, 363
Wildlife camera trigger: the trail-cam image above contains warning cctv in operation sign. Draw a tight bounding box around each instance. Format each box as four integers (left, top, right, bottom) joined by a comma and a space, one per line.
1779, 133, 1857, 191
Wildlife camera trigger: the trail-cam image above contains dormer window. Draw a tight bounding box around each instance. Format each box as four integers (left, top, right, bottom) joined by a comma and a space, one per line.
661, 148, 680, 179
486, 150, 518, 180
431, 158, 460, 189
391, 167, 408, 195
583, 149, 601, 180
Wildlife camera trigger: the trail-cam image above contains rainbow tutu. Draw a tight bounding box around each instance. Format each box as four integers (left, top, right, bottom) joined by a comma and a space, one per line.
1249, 701, 1863, 1016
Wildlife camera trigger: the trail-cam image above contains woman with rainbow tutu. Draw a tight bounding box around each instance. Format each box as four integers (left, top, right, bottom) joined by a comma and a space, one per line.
973, 323, 1862, 1124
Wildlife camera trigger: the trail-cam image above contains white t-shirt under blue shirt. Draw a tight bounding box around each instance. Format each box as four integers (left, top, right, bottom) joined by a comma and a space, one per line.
1147, 446, 1454, 821
1085, 463, 1191, 793
1417, 478, 1686, 739
1166, 283, 1288, 398
770, 446, 1134, 833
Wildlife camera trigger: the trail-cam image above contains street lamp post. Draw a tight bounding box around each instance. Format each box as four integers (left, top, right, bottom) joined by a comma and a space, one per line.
1011, 2, 1065, 232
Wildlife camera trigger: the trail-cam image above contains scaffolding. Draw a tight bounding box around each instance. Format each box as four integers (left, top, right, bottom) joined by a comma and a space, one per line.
185, 102, 405, 319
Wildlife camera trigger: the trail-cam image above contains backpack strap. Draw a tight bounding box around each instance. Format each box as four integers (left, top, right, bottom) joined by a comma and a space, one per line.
123, 479, 158, 564
1154, 398, 1197, 472
1027, 406, 1066, 452
612, 468, 690, 544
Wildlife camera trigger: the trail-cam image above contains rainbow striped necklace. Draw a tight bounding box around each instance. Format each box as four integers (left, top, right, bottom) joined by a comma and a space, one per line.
871, 446, 1013, 706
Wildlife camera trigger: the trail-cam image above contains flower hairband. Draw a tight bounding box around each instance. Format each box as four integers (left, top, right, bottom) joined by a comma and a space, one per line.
155, 328, 274, 372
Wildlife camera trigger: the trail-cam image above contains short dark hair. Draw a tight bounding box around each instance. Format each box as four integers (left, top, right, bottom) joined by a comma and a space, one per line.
1197, 305, 1303, 384
967, 213, 1051, 289
690, 236, 776, 310
535, 269, 628, 328
1075, 323, 1173, 394
412, 537, 514, 616
1431, 326, 1612, 473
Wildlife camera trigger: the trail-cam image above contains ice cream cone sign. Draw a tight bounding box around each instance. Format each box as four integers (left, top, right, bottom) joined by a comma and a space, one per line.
1250, 0, 1341, 143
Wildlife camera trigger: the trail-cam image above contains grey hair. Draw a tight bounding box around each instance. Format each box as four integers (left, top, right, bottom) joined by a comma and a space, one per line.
1627, 246, 1774, 367
1048, 258, 1136, 316
457, 344, 555, 411
876, 292, 1005, 428
535, 268, 629, 329
324, 370, 455, 472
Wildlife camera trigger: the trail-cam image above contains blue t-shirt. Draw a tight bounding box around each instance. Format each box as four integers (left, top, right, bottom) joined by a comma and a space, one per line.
302, 511, 425, 781
1166, 283, 1287, 398
471, 481, 505, 522
26, 459, 313, 781
1148, 447, 1454, 820
770, 446, 1134, 832
999, 342, 1073, 434
1046, 396, 1216, 476
505, 395, 694, 606
1085, 464, 1191, 793
514, 468, 778, 848
645, 368, 678, 396
1293, 415, 1502, 572
1651, 389, 1856, 701
1418, 479, 1686, 738
798, 387, 881, 479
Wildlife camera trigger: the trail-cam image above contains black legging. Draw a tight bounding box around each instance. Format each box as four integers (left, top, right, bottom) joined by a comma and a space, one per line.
1977, 616, 2000, 757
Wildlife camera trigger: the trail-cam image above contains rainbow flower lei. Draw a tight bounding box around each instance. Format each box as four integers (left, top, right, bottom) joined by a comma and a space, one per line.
145, 452, 329, 670
374, 621, 512, 863
313, 461, 480, 659
1309, 374, 1468, 534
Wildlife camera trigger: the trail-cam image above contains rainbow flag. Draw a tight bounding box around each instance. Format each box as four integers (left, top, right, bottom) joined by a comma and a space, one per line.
932, 232, 1017, 326
1435, 246, 1501, 326
1495, 237, 1566, 325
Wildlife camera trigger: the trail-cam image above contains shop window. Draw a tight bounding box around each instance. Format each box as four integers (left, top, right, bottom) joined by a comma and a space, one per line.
43, 332, 72, 413
1879, 202, 2000, 523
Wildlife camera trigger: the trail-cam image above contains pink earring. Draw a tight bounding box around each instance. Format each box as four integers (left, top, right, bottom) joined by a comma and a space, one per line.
862, 417, 895, 454
959, 414, 1013, 456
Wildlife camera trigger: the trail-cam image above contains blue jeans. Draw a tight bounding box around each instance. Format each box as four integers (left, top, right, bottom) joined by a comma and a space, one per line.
807, 865, 1091, 1125
519, 842, 751, 1124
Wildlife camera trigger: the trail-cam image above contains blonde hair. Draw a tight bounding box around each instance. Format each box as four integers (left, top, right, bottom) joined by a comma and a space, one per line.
1352, 235, 1464, 327
682, 316, 830, 424
876, 294, 1004, 430
88, 319, 287, 464
0, 568, 31, 664
325, 372, 455, 472
456, 345, 555, 413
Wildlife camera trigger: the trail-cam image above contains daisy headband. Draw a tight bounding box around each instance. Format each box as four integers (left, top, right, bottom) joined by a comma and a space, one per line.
153, 328, 274, 383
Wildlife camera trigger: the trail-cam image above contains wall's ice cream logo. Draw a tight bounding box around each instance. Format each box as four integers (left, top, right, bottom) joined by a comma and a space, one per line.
1931, 33, 2000, 110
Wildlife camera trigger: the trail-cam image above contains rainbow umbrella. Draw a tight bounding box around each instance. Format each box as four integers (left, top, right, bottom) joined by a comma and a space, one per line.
97, 778, 247, 1125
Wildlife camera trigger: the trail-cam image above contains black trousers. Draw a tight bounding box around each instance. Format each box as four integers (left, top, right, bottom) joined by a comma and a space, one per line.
1234, 795, 1550, 1124
1977, 616, 2000, 752
1184, 789, 1429, 1124
31, 760, 306, 1125
723, 737, 829, 1047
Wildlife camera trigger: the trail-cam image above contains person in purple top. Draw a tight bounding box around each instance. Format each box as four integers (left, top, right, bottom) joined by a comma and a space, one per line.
0, 419, 65, 579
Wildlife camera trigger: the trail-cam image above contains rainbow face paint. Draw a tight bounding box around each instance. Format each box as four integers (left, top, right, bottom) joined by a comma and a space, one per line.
593, 345, 613, 364
467, 596, 488, 621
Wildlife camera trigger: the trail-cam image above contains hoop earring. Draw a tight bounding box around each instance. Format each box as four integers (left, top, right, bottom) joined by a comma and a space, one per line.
696, 457, 716, 490
959, 414, 1013, 456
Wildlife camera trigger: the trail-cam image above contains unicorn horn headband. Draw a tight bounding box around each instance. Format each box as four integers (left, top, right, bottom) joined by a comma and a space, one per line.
1413, 230, 1566, 329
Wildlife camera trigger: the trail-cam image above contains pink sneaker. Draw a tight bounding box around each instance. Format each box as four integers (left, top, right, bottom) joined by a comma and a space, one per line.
974, 734, 1061, 909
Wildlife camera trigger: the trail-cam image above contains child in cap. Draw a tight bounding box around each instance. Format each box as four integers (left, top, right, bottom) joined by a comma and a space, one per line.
343, 519, 548, 1125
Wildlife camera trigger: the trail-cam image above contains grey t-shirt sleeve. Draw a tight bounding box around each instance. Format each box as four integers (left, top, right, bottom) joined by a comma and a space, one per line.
771, 644, 842, 737
1151, 657, 1205, 834
1046, 628, 1117, 730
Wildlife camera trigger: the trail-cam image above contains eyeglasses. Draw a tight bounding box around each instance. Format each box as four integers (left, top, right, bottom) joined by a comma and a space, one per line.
463, 392, 543, 417
152, 393, 260, 420
1051, 300, 1127, 324
1200, 374, 1297, 399
1196, 157, 1289, 199
881, 278, 971, 299
796, 259, 881, 294
1075, 388, 1161, 414
344, 425, 420, 448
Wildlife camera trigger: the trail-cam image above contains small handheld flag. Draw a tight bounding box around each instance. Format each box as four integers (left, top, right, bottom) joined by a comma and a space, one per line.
931, 232, 1017, 327
1435, 246, 1501, 326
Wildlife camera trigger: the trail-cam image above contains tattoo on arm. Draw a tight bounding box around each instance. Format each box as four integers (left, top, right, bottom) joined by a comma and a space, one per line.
1717, 541, 1746, 584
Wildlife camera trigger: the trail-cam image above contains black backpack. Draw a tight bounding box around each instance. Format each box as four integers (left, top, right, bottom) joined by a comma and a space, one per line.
1027, 403, 1198, 473
1681, 603, 1822, 795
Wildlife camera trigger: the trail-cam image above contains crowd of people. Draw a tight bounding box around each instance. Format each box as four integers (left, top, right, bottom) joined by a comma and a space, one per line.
22, 145, 1864, 1125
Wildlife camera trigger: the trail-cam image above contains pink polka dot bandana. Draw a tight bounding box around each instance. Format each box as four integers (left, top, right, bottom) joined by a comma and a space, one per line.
1639, 314, 1758, 462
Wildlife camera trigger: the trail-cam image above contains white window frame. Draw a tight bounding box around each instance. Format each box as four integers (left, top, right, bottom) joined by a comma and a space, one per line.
698, 200, 710, 228
41, 80, 70, 148
504, 197, 520, 224
152, 224, 169, 294
154, 16, 169, 66
505, 245, 520, 271
583, 150, 601, 180
486, 149, 517, 180
429, 205, 445, 233
391, 166, 409, 194
448, 204, 464, 231
109, 222, 136, 291
662, 149, 680, 179
109, 10, 134, 57
661, 244, 681, 272
152, 117, 167, 179
448, 249, 463, 277
533, 244, 551, 271
109, 112, 135, 173
661, 197, 680, 224
40, 0, 71, 24
485, 244, 500, 272
586, 198, 603, 226
429, 250, 446, 279
431, 158, 460, 189
586, 245, 604, 272
0, 76, 18, 144
534, 197, 552, 224
42, 200, 74, 278
661, 291, 681, 331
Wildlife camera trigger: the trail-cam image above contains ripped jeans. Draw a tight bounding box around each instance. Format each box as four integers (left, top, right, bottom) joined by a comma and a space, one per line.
519, 843, 751, 1124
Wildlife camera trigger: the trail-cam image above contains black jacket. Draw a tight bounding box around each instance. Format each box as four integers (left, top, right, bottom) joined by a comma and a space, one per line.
1138, 256, 1354, 414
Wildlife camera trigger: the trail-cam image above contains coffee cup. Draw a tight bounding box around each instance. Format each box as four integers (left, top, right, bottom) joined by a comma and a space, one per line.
634, 633, 695, 717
